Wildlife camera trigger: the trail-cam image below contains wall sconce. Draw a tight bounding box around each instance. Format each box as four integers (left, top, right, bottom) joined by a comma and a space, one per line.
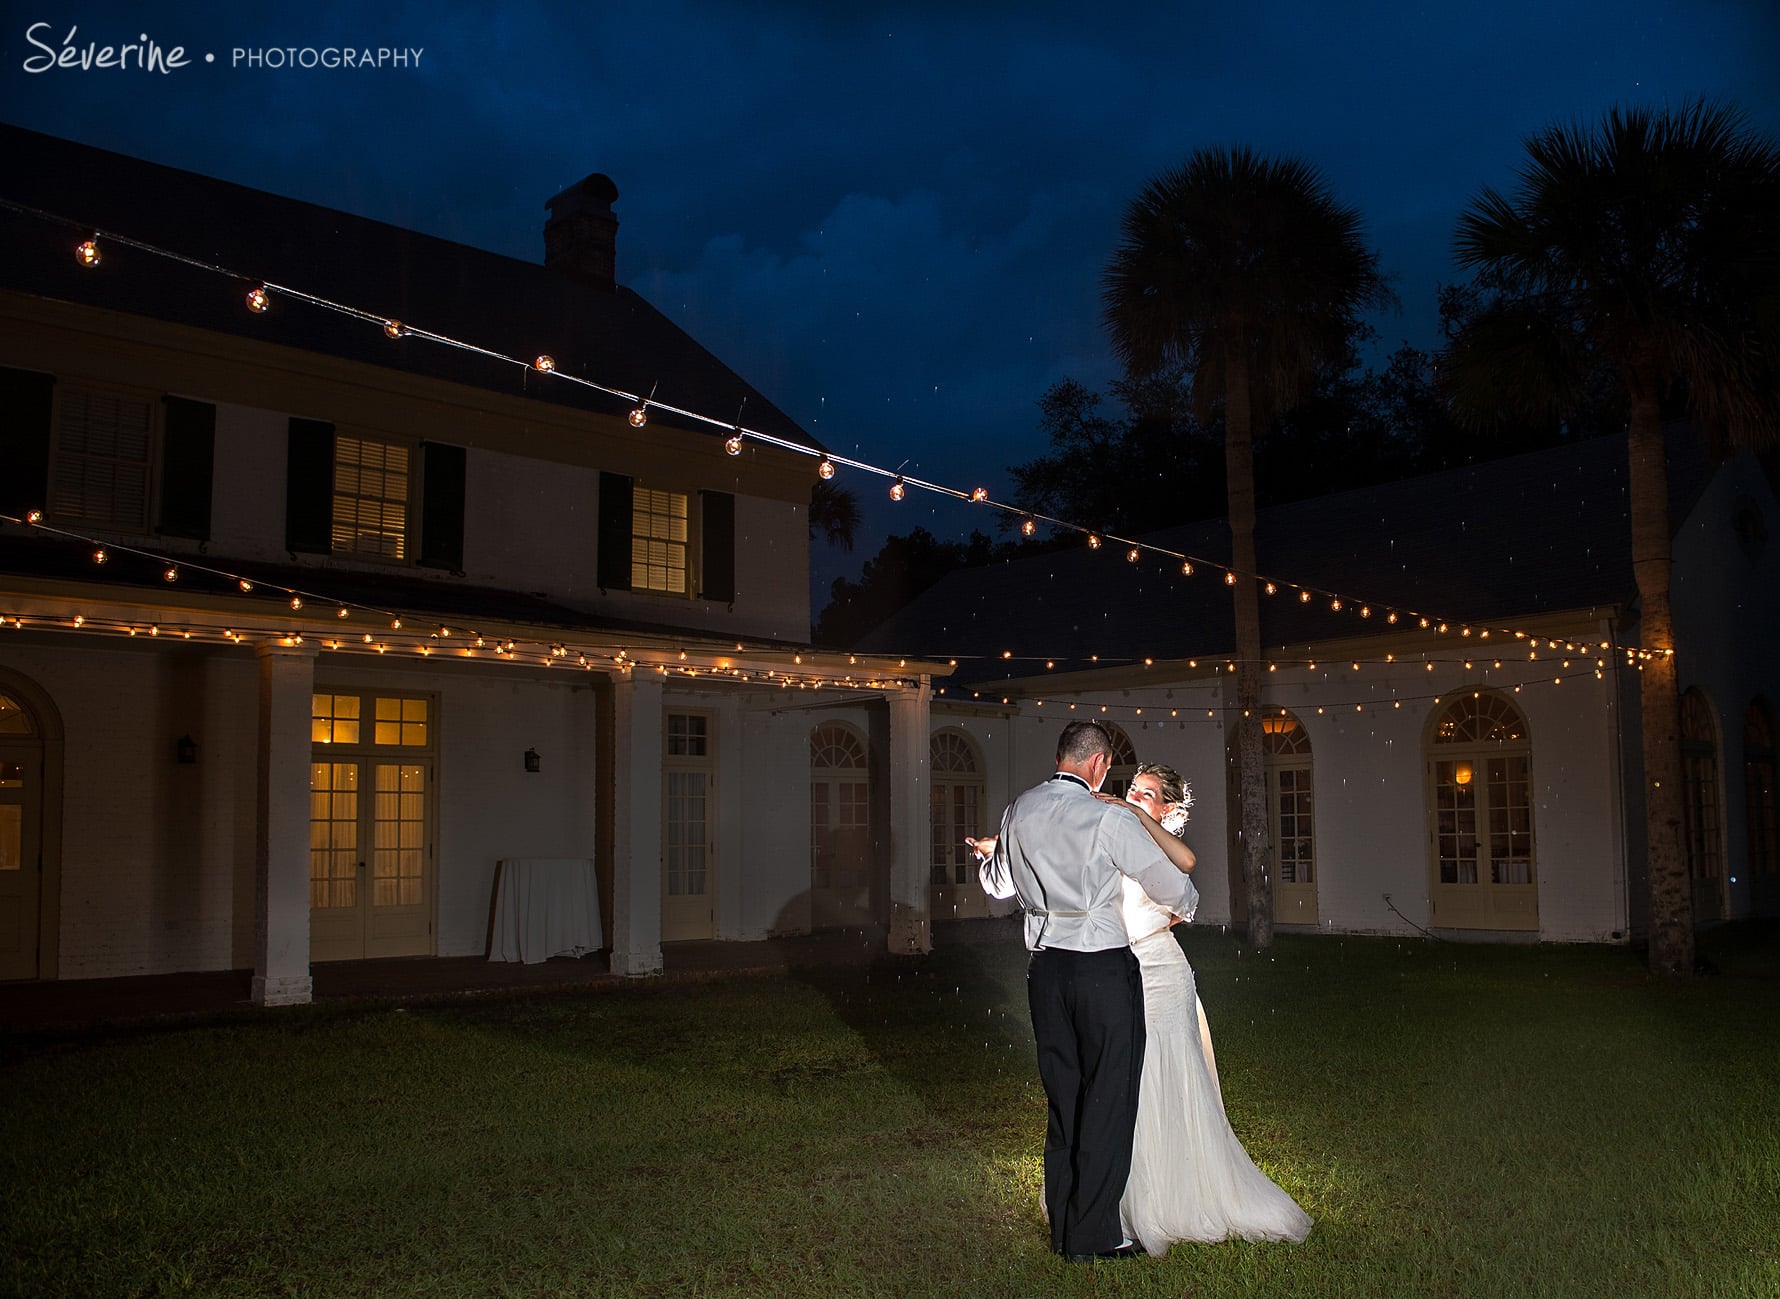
523, 748, 541, 773
176, 735, 198, 765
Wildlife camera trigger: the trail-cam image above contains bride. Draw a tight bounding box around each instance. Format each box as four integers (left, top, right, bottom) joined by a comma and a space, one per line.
1111, 761, 1312, 1253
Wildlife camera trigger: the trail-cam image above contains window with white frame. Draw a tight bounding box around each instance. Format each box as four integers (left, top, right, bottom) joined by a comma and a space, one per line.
929, 731, 984, 887
1429, 693, 1533, 886
49, 384, 153, 531
331, 434, 410, 560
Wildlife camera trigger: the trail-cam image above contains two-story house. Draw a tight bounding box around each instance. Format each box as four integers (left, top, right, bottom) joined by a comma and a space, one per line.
0, 125, 948, 1002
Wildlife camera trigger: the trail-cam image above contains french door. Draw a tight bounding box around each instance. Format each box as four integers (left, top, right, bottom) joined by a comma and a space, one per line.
0, 740, 43, 980
309, 691, 435, 961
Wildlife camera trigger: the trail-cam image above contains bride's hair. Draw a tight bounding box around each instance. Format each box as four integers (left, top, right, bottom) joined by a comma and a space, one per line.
1133, 761, 1193, 835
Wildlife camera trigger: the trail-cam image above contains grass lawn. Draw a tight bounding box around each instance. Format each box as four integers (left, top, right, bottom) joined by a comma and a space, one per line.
4, 924, 1778, 1299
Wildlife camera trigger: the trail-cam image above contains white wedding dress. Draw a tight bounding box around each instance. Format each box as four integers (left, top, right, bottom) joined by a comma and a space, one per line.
1118, 878, 1313, 1254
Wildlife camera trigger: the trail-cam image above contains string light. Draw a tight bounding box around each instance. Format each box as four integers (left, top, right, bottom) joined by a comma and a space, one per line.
818, 457, 836, 479
889, 477, 906, 501
76, 237, 101, 266
245, 285, 270, 313
971, 487, 989, 502
629, 404, 648, 428
1021, 516, 1036, 537
384, 319, 404, 339
725, 433, 743, 456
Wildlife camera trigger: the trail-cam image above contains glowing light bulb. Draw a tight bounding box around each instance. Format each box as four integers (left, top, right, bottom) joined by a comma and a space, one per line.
971, 486, 988, 502
1264, 582, 1277, 595
337, 607, 350, 619
629, 405, 648, 427
93, 548, 107, 564
533, 355, 555, 373
384, 319, 404, 339
725, 434, 743, 456
1181, 561, 1193, 575
163, 567, 178, 582
818, 457, 836, 479
1021, 516, 1036, 537
290, 595, 302, 610
245, 285, 270, 313
26, 510, 42, 524
1126, 547, 1141, 563
1087, 533, 1102, 549
1223, 571, 1236, 586
889, 477, 906, 501
76, 238, 101, 266
238, 579, 253, 592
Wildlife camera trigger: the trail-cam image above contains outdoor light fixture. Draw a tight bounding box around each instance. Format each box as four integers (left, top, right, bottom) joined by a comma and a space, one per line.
76, 238, 101, 266
245, 285, 270, 313
629, 405, 648, 428
818, 457, 836, 479
1020, 516, 1036, 537
384, 319, 405, 338
524, 748, 541, 773
176, 735, 197, 765
533, 354, 555, 373
889, 477, 905, 501
725, 433, 743, 455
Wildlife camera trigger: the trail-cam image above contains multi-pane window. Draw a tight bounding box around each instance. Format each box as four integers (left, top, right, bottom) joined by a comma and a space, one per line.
668, 713, 708, 757
373, 697, 428, 747
1429, 693, 1534, 887
1681, 689, 1723, 883
309, 762, 359, 909
311, 694, 362, 745
1264, 715, 1314, 885
332, 434, 409, 560
929, 731, 984, 887
1746, 701, 1777, 877
665, 771, 709, 898
632, 485, 688, 594
50, 385, 153, 530
811, 724, 868, 893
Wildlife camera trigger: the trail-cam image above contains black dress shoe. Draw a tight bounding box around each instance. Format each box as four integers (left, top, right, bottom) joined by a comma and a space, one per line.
1065, 1242, 1144, 1263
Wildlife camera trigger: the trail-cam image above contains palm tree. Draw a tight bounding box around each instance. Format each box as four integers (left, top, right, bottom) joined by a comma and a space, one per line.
1450, 102, 1780, 976
809, 479, 861, 551
1103, 148, 1393, 948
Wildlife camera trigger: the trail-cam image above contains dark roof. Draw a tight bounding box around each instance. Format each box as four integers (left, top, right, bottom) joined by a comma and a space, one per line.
0, 124, 816, 450
856, 432, 1717, 686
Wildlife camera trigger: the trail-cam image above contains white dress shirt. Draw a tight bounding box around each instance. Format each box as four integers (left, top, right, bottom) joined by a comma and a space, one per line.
980, 772, 1199, 952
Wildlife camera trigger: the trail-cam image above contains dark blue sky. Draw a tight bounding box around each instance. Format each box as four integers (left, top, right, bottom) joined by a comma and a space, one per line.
4, 1, 1778, 594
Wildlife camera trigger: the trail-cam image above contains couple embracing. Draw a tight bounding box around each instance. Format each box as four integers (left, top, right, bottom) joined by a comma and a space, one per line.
969, 719, 1311, 1262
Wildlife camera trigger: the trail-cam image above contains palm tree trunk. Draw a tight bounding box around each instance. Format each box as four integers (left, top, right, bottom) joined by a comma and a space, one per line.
1626, 388, 1692, 976
1224, 348, 1272, 948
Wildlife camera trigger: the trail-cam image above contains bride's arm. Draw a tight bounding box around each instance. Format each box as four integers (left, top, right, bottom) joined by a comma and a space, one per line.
1099, 796, 1196, 874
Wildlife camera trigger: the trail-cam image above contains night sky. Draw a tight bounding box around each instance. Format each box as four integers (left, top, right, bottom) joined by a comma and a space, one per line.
4, 1, 1778, 597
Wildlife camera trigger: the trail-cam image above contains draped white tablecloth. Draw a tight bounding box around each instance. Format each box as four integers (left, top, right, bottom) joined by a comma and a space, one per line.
488, 858, 604, 963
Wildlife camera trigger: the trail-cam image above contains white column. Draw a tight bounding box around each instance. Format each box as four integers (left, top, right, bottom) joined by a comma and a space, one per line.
610, 674, 664, 975
886, 676, 933, 956
253, 641, 317, 1006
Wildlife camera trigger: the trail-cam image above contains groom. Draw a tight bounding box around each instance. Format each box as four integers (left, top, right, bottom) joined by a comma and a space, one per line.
972, 720, 1197, 1262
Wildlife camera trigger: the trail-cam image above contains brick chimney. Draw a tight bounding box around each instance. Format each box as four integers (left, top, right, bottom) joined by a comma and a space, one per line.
543, 173, 620, 290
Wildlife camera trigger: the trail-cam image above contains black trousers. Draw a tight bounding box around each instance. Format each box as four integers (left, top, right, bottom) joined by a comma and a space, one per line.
1027, 944, 1146, 1256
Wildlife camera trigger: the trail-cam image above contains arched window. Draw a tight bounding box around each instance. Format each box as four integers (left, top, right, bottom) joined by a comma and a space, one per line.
1100, 720, 1138, 799
1746, 700, 1777, 879
1263, 711, 1316, 923
1426, 692, 1537, 932
810, 723, 871, 928
929, 730, 989, 919
1681, 688, 1724, 921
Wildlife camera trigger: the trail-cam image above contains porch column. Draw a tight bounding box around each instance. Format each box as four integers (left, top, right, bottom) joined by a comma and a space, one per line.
253, 640, 317, 1006
610, 673, 664, 975
886, 676, 933, 955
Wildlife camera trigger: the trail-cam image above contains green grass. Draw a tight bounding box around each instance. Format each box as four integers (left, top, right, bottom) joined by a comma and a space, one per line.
4, 925, 1779, 1298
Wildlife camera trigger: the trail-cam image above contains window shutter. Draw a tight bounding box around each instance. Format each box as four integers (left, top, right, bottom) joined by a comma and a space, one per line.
285, 418, 335, 554
597, 471, 633, 591
158, 396, 215, 540
418, 442, 466, 571
0, 367, 54, 519
700, 489, 735, 604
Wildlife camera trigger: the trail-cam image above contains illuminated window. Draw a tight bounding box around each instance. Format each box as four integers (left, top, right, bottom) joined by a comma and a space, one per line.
1264, 712, 1315, 889
373, 696, 429, 747
311, 693, 362, 745
632, 485, 688, 594
49, 385, 153, 531
1429, 693, 1533, 888
331, 434, 409, 560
